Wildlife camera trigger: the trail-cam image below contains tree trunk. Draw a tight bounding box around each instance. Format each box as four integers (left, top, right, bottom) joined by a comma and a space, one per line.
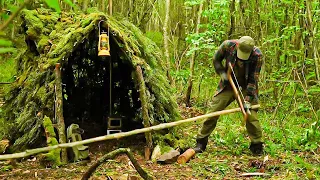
305, 0, 319, 81
101, 0, 105, 13
0, 0, 2, 21
185, 2, 203, 107
228, 0, 235, 38
54, 63, 68, 164
82, 0, 88, 12
163, 0, 172, 83
109, 0, 112, 15
292, 0, 302, 65
239, 0, 246, 32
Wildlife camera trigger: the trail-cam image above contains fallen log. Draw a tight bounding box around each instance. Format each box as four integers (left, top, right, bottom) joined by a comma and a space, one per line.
177, 148, 195, 164
0, 105, 260, 160
82, 148, 153, 180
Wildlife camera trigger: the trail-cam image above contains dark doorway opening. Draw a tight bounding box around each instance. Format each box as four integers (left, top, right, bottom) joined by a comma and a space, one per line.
61, 29, 143, 139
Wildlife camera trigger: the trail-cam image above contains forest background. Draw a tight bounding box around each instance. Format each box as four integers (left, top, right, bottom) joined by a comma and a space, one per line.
0, 0, 319, 179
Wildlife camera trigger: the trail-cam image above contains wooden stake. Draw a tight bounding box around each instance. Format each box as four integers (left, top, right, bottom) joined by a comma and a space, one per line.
227, 62, 248, 121
0, 105, 260, 160
54, 63, 68, 164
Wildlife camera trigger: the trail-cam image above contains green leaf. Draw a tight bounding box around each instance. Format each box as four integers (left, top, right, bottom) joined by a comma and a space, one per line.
0, 39, 13, 47
7, 5, 18, 12
0, 48, 16, 54
1, 14, 10, 20
44, 0, 61, 13
62, 0, 76, 8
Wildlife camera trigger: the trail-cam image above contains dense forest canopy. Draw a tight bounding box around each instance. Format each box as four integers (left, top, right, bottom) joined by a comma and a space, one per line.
0, 0, 319, 179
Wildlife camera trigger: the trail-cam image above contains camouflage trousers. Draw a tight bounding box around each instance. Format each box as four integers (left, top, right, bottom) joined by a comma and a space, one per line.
197, 89, 262, 143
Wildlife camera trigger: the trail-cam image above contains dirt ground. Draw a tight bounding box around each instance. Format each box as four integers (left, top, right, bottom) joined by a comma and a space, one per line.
0, 135, 198, 180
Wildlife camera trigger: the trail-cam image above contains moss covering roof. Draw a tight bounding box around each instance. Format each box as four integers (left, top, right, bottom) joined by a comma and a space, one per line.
2, 8, 180, 152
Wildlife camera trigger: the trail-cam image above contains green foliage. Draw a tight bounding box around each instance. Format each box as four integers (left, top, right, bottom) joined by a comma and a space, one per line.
185, 0, 229, 58
301, 120, 320, 150
0, 165, 13, 172
0, 39, 13, 47
145, 31, 163, 48
184, 0, 204, 6
42, 116, 61, 166
0, 118, 6, 140
43, 116, 56, 137
61, 0, 76, 8
43, 0, 76, 13
0, 32, 16, 54
0, 57, 16, 82
0, 47, 16, 54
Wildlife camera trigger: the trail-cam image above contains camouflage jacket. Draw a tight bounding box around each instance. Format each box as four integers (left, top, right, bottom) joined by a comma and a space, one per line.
213, 40, 263, 103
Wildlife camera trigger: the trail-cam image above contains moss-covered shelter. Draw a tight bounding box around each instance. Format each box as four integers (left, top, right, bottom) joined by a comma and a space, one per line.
1, 8, 180, 152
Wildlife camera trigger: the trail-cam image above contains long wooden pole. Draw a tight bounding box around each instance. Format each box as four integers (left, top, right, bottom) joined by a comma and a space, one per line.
0, 105, 260, 160
227, 62, 248, 121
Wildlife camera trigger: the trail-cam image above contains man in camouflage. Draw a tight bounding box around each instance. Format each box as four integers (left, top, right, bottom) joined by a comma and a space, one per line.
194, 36, 264, 155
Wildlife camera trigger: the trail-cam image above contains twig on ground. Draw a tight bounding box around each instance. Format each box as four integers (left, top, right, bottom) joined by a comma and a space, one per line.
82, 148, 153, 180
239, 172, 270, 177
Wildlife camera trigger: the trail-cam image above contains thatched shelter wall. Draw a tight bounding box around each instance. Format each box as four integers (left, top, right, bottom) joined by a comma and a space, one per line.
1, 8, 180, 152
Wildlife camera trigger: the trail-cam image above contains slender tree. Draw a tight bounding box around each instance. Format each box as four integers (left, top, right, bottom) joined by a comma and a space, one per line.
185, 1, 204, 107
163, 0, 172, 83
82, 0, 88, 12
228, 0, 235, 38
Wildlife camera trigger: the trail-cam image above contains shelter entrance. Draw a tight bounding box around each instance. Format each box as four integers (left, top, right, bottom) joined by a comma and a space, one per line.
61, 30, 143, 138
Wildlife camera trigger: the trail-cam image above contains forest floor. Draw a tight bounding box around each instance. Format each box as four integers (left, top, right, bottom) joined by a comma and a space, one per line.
0, 103, 319, 180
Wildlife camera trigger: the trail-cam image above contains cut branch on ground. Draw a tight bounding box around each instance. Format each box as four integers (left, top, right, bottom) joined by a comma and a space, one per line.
82, 148, 153, 180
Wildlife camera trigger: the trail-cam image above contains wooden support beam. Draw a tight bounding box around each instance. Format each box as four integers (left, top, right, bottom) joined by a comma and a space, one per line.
0, 105, 260, 160
54, 63, 68, 164
135, 65, 153, 160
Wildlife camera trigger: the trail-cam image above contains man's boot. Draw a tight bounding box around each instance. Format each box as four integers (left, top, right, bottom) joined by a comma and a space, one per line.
193, 136, 209, 153
249, 142, 263, 155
